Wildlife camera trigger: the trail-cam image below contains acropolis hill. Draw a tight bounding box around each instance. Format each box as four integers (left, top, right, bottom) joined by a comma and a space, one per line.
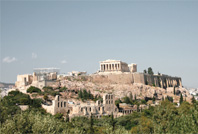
11, 59, 192, 118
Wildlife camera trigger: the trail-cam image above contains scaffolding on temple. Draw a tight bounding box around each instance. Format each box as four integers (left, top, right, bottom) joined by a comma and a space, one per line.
33, 68, 60, 75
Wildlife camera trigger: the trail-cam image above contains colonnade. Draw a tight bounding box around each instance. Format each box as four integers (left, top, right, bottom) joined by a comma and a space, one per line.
100, 63, 121, 72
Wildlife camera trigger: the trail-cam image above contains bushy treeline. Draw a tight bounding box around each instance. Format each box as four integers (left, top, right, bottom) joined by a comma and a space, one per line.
1, 91, 198, 134
27, 86, 41, 93
115, 94, 147, 108
78, 89, 102, 102
27, 86, 61, 97
0, 91, 44, 123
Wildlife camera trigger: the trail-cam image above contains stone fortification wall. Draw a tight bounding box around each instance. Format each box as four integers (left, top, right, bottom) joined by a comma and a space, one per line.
133, 73, 145, 84
91, 73, 134, 84
90, 72, 182, 89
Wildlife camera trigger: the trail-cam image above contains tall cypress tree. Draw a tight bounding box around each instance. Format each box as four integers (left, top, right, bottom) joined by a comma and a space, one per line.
111, 112, 116, 132
180, 94, 183, 104
173, 86, 176, 95
129, 92, 133, 101
78, 90, 83, 99
88, 90, 91, 99
89, 113, 94, 134
191, 96, 196, 104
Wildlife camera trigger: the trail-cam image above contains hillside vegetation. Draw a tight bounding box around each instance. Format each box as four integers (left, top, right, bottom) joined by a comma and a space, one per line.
0, 91, 198, 134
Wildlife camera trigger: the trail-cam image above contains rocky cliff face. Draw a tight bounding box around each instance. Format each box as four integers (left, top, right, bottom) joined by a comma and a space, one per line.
59, 77, 192, 103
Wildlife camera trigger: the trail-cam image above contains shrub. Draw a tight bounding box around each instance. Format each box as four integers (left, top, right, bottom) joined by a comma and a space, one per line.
20, 98, 30, 105
54, 113, 64, 121
42, 86, 60, 97
27, 86, 41, 93
59, 87, 67, 92
30, 98, 42, 108
8, 90, 20, 96
43, 94, 48, 101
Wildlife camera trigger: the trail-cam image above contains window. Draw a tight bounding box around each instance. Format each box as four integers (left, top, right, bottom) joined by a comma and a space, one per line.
64, 102, 66, 107
58, 102, 59, 107
58, 96, 59, 101
111, 100, 113, 104
109, 101, 110, 104
81, 108, 83, 112
90, 108, 91, 111
99, 107, 100, 111
106, 101, 108, 104
61, 102, 62, 107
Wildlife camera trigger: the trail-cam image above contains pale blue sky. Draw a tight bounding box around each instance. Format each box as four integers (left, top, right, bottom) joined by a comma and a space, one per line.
0, 1, 198, 88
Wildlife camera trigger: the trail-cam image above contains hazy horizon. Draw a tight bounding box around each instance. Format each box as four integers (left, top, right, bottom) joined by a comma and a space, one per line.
1, 1, 198, 88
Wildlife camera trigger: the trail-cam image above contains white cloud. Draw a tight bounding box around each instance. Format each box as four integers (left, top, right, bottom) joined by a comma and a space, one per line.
2, 56, 17, 63
61, 60, 67, 64
32, 53, 37, 59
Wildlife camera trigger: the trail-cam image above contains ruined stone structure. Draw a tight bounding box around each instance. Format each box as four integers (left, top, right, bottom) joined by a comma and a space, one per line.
95, 59, 182, 88
15, 74, 33, 87
42, 95, 69, 115
118, 103, 138, 115
42, 93, 123, 118
99, 59, 137, 73
15, 68, 59, 89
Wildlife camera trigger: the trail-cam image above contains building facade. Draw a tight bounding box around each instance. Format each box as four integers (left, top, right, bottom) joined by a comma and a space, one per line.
42, 93, 123, 118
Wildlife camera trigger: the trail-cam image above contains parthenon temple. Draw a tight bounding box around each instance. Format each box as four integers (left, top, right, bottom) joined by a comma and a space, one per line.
99, 60, 137, 73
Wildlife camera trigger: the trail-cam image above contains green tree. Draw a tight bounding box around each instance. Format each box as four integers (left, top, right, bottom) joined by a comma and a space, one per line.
141, 99, 147, 104
129, 92, 133, 101
88, 90, 93, 100
162, 96, 164, 101
173, 86, 176, 95
89, 113, 94, 134
180, 94, 183, 104
66, 111, 69, 122
166, 96, 173, 103
144, 70, 147, 74
115, 99, 122, 108
110, 112, 116, 132
83, 89, 88, 100
152, 96, 155, 103
191, 96, 196, 104
123, 96, 131, 104
43, 94, 48, 101
54, 113, 64, 121
148, 67, 154, 75
78, 90, 83, 98
27, 86, 41, 93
